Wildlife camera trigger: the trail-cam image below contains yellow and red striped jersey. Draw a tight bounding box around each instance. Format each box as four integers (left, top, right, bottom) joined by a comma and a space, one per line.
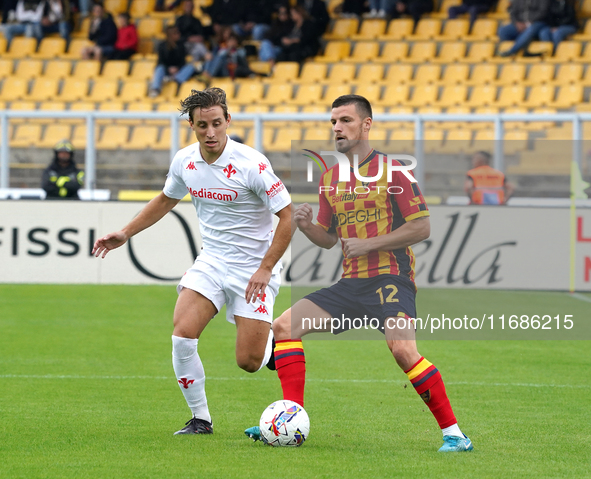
316, 149, 429, 281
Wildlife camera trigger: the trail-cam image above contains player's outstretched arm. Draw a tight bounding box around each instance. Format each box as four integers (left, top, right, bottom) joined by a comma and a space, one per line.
294, 203, 338, 250
92, 192, 181, 258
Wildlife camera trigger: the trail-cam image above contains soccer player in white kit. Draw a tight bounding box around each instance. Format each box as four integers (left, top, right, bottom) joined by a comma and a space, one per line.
92, 88, 292, 435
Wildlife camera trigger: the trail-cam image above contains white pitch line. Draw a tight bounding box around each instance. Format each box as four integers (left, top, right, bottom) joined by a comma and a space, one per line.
569, 292, 591, 303
0, 374, 589, 389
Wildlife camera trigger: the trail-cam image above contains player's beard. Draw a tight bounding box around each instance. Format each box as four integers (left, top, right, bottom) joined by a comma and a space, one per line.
335, 128, 363, 153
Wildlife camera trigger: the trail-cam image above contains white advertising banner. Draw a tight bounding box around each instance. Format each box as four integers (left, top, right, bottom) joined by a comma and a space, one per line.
0, 201, 590, 291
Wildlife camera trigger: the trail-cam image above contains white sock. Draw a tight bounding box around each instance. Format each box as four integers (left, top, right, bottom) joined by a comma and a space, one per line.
441, 423, 463, 438
172, 335, 211, 423
256, 328, 274, 372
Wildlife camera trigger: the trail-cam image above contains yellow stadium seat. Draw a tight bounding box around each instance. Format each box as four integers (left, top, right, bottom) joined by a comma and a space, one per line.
14, 59, 43, 79
435, 0, 461, 16
346, 41, 379, 62
267, 62, 300, 83
9, 101, 36, 124
266, 127, 301, 152
526, 41, 554, 59
504, 130, 528, 154
272, 104, 298, 113
408, 85, 438, 107
354, 83, 381, 104
554, 63, 582, 84
73, 60, 101, 79
468, 19, 499, 40
63, 38, 93, 58
413, 64, 441, 84
67, 101, 96, 127
241, 104, 270, 114
503, 106, 527, 129
314, 41, 350, 62
137, 18, 165, 39
443, 106, 470, 129
550, 84, 583, 108
406, 42, 436, 63
104, 0, 127, 14
302, 127, 331, 144
390, 129, 414, 152
299, 62, 327, 83
4, 37, 37, 58
377, 18, 414, 41
134, 39, 156, 58
460, 42, 495, 63
27, 78, 59, 101
441, 64, 469, 84
130, 0, 156, 17
0, 59, 13, 78
0, 37, 6, 54
441, 129, 472, 153
351, 19, 387, 40
409, 19, 441, 40
31, 37, 67, 59
523, 63, 555, 85
435, 85, 467, 107
153, 101, 179, 126
423, 128, 444, 152
489, 0, 510, 18
130, 60, 157, 80
260, 84, 293, 105
497, 63, 526, 85
433, 41, 467, 63
97, 125, 129, 149
467, 64, 497, 85
12, 123, 42, 147
383, 64, 413, 84
288, 84, 322, 106
435, 19, 469, 40
472, 129, 494, 151
582, 0, 591, 17
322, 84, 352, 104
88, 79, 119, 102
495, 85, 525, 107
325, 18, 359, 40
234, 82, 264, 105
58, 78, 89, 101
327, 63, 356, 83
466, 85, 497, 107
71, 124, 88, 147
176, 80, 207, 100
122, 125, 159, 149
118, 80, 148, 102
154, 81, 178, 101
248, 61, 272, 76
547, 41, 582, 62
356, 64, 384, 83
39, 101, 67, 114
124, 101, 154, 124
71, 17, 90, 39
44, 60, 72, 79
376, 42, 408, 63
39, 124, 73, 148
101, 60, 131, 79
0, 77, 28, 101
523, 85, 555, 108
378, 85, 409, 106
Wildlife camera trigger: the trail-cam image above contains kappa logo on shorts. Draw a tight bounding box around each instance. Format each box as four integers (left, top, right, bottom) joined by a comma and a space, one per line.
178, 378, 195, 389
223, 163, 237, 178
259, 162, 268, 174
186, 161, 197, 171
254, 305, 269, 314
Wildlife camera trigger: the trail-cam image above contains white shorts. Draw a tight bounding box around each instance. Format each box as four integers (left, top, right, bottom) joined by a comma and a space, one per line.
177, 256, 280, 324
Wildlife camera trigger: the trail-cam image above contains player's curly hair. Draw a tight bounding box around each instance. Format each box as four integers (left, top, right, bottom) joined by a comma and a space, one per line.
180, 87, 229, 122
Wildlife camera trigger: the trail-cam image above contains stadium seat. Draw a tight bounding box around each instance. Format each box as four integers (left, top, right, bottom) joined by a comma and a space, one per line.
548, 41, 582, 62
314, 41, 350, 62
416, 105, 442, 129
550, 84, 583, 108
353, 83, 382, 104
378, 85, 409, 106
467, 18, 499, 40
27, 78, 59, 101
523, 85, 555, 108
14, 59, 43, 79
96, 125, 129, 149
4, 37, 37, 58
443, 105, 470, 129
102, 60, 131, 79
156, 81, 179, 101
176, 80, 207, 100
322, 84, 352, 104
9, 101, 36, 124
325, 18, 359, 40
71, 17, 90, 39
119, 80, 149, 102
495, 85, 525, 107
441, 64, 469, 84
435, 19, 469, 40
88, 79, 118, 102
123, 101, 154, 125
434, 0, 461, 17
408, 85, 438, 107
266, 62, 299, 83
62, 38, 93, 58
466, 85, 497, 107
73, 60, 101, 79
302, 126, 331, 144
104, 0, 127, 14
38, 101, 67, 116
346, 41, 379, 62
523, 63, 555, 85
326, 63, 356, 83
435, 85, 467, 107
234, 82, 264, 105
472, 129, 495, 151
137, 18, 165, 39
31, 37, 66, 59
503, 106, 528, 129
248, 61, 272, 76
241, 104, 270, 114
0, 37, 6, 55
130, 0, 156, 17
383, 64, 413, 85
70, 124, 88, 146
122, 125, 159, 149
504, 130, 528, 154
383, 106, 413, 130
554, 63, 582, 84
0, 59, 13, 79
413, 65, 441, 84
351, 19, 387, 40
260, 84, 293, 105
12, 123, 42, 147
57, 78, 89, 101
409, 19, 441, 40
390, 129, 414, 152
406, 42, 437, 63
441, 129, 472, 153
356, 64, 384, 84
133, 39, 156, 59
467, 64, 498, 85
376, 42, 408, 63
489, 0, 510, 18
497, 64, 526, 85
130, 60, 157, 81
288, 84, 322, 106
43, 60, 72, 79
433, 41, 467, 63
377, 18, 414, 40
0, 77, 29, 101
39, 124, 73, 148
423, 128, 444, 152
460, 42, 495, 63
299, 62, 328, 83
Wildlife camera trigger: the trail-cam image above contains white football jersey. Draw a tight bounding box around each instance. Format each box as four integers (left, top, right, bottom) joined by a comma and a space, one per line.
163, 137, 291, 268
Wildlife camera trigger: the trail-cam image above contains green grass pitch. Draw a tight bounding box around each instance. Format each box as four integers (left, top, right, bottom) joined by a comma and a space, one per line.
1, 284, 590, 479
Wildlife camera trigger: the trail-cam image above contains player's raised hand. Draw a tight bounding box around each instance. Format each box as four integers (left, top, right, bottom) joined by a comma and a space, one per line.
341, 237, 371, 258
92, 231, 129, 258
245, 267, 271, 304
294, 203, 313, 230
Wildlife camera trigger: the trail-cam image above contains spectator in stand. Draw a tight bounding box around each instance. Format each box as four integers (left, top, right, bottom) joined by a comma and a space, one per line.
366, 0, 394, 18
4, 0, 45, 45
2, 0, 19, 24
258, 4, 293, 62
232, 0, 275, 41
200, 32, 252, 81
81, 2, 117, 60
109, 12, 137, 59
31, 0, 70, 42
42, 140, 84, 200
392, 0, 434, 26
539, 0, 578, 53
175, 0, 209, 61
276, 5, 320, 63
297, 0, 328, 36
339, 0, 368, 18
448, 0, 495, 28
464, 151, 514, 205
201, 0, 245, 39
498, 0, 551, 57
149, 25, 195, 97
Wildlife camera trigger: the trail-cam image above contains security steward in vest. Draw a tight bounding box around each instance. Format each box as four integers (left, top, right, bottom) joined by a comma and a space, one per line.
42, 140, 84, 199
464, 151, 514, 205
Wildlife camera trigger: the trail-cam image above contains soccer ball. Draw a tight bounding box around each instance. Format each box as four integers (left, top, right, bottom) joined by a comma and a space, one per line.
259, 400, 310, 447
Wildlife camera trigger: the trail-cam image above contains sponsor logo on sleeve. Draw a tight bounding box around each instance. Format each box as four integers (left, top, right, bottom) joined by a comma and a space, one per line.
266, 181, 285, 198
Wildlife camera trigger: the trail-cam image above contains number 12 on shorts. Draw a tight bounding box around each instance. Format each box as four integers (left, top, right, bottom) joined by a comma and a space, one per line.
376, 285, 399, 305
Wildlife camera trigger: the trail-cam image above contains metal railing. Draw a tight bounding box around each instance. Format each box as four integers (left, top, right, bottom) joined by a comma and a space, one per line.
1, 111, 589, 190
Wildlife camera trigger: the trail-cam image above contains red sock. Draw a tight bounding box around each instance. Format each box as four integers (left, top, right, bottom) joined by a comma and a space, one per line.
274, 340, 305, 408
405, 356, 457, 429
